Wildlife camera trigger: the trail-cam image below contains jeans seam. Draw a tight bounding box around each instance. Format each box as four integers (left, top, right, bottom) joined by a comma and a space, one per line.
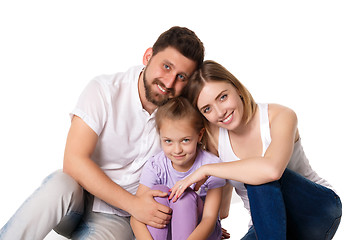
325, 216, 341, 239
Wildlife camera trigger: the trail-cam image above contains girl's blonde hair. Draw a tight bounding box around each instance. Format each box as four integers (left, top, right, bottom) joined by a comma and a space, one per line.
155, 97, 205, 146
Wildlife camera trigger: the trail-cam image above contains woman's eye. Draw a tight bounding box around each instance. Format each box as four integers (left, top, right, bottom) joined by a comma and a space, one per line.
220, 94, 227, 101
203, 106, 210, 113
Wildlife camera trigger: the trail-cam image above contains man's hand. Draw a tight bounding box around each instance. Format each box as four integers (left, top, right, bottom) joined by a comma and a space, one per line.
130, 189, 172, 228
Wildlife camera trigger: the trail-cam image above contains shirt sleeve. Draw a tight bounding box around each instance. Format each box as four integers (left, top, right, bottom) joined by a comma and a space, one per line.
139, 156, 162, 188
70, 77, 110, 136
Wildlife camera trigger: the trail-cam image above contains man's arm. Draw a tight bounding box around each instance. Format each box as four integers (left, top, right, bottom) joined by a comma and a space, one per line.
63, 116, 171, 228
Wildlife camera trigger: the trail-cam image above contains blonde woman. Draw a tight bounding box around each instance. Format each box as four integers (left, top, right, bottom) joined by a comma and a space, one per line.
170, 60, 342, 240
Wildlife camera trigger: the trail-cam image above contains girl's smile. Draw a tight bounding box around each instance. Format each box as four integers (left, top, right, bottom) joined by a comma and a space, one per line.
159, 118, 203, 172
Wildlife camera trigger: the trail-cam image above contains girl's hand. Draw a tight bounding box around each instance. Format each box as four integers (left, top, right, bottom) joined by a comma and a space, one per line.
221, 227, 231, 239
169, 166, 209, 202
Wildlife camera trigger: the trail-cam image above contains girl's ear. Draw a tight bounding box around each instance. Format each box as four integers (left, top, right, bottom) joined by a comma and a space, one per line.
142, 47, 153, 65
198, 128, 206, 142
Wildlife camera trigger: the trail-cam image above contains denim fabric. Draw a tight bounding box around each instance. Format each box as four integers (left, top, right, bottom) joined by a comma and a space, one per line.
242, 169, 342, 240
0, 170, 135, 240
70, 211, 134, 240
0, 170, 84, 240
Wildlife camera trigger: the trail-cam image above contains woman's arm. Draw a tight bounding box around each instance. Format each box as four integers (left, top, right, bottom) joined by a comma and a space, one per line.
203, 104, 298, 184
187, 187, 222, 240
130, 184, 154, 240
170, 105, 298, 198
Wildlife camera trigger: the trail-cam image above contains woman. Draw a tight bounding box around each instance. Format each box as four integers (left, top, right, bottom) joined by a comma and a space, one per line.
170, 60, 342, 239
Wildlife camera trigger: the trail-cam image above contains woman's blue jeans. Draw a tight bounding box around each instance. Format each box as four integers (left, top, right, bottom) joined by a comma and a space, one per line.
241, 169, 342, 240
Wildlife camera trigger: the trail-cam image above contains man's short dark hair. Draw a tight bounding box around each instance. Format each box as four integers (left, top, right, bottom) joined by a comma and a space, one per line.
152, 26, 205, 69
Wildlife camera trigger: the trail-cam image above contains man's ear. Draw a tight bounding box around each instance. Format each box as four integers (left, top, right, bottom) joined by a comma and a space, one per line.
142, 47, 153, 65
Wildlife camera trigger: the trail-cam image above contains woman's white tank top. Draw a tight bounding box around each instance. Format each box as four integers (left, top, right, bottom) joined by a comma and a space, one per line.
218, 103, 334, 215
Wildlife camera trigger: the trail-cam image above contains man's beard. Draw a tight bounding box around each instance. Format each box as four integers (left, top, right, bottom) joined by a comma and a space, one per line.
143, 69, 173, 107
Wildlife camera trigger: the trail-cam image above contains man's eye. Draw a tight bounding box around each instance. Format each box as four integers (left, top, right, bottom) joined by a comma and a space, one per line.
164, 64, 170, 70
177, 74, 185, 81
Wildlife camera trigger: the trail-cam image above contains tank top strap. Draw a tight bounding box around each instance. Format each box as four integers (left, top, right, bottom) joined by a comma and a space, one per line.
257, 103, 272, 156
218, 127, 239, 162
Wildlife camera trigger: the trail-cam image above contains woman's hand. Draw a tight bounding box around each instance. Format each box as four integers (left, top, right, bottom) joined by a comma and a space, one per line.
169, 166, 209, 202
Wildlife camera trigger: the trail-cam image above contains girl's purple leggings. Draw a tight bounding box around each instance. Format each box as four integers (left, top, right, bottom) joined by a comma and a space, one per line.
147, 185, 221, 240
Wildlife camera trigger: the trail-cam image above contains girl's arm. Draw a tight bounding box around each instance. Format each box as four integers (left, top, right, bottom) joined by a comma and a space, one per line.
187, 187, 223, 240
170, 105, 298, 198
130, 184, 154, 240
220, 182, 233, 219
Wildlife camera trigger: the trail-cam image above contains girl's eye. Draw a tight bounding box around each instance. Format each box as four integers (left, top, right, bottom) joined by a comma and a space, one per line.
164, 139, 172, 144
182, 139, 190, 143
220, 94, 227, 101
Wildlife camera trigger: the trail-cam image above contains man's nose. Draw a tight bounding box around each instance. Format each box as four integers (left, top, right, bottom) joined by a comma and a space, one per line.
163, 74, 177, 89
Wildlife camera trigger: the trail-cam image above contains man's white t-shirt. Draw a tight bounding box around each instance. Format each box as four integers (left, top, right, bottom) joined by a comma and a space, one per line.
70, 65, 161, 216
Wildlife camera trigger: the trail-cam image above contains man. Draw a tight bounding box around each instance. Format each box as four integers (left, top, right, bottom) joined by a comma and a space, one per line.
0, 26, 204, 240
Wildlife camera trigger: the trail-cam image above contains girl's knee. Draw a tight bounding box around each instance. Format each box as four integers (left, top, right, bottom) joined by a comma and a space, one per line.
171, 188, 199, 207
150, 184, 170, 193
150, 185, 170, 205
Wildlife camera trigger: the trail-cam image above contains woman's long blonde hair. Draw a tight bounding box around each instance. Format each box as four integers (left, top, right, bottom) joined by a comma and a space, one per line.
183, 60, 257, 150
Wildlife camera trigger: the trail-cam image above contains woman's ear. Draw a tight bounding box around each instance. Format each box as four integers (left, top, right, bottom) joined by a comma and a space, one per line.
142, 47, 153, 65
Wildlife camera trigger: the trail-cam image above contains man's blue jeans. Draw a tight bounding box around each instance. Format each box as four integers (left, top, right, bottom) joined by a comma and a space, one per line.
241, 169, 342, 240
0, 170, 135, 240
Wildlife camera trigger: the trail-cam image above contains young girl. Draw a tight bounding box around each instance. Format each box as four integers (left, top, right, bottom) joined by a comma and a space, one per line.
170, 60, 342, 239
130, 97, 226, 240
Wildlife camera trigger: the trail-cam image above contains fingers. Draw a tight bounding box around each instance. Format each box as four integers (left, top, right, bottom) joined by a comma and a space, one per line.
150, 189, 169, 198
149, 189, 172, 214
169, 183, 187, 202
148, 201, 172, 229
156, 201, 173, 215
221, 227, 231, 239
147, 216, 168, 229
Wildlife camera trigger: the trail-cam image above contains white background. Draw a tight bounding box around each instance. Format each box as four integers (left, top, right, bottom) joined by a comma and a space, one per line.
0, 1, 352, 239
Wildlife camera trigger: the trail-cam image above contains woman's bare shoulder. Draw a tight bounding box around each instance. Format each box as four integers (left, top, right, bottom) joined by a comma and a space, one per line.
268, 103, 297, 120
